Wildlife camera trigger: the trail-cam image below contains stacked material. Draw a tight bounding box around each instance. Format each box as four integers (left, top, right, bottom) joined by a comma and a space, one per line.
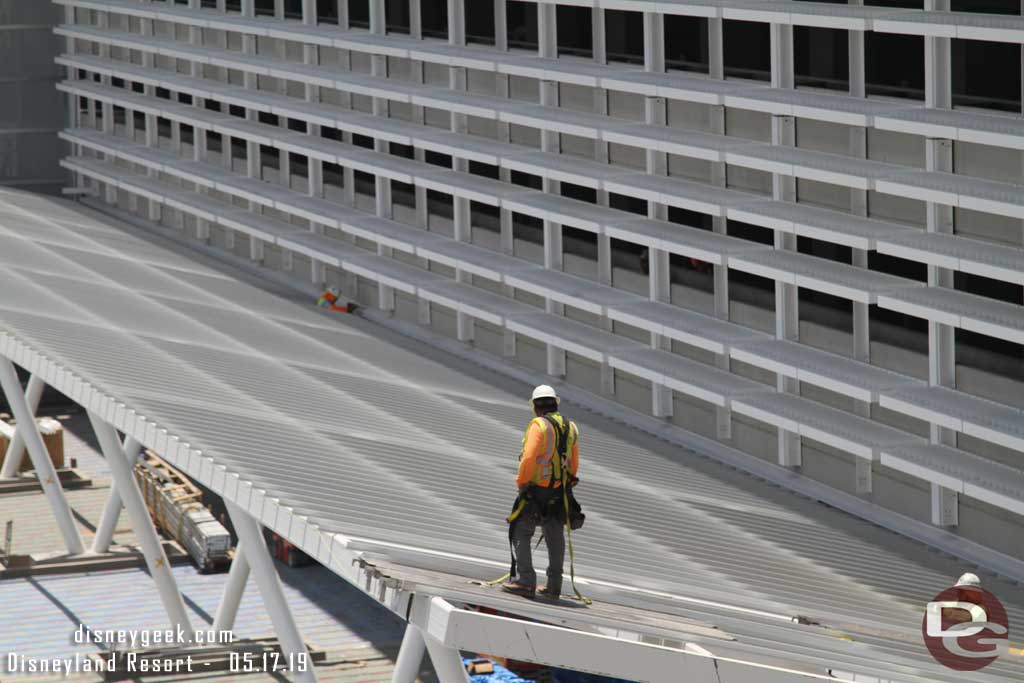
134, 451, 232, 572
0, 417, 65, 473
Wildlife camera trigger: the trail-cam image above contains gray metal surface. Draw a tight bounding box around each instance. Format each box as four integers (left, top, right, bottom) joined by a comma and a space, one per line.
2, 190, 1024, 681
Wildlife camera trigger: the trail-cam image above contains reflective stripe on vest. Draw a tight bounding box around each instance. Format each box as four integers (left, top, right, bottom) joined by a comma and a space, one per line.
521, 413, 576, 487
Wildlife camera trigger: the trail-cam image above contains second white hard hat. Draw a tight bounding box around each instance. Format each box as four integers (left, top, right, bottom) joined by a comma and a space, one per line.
956, 572, 981, 588
530, 384, 559, 404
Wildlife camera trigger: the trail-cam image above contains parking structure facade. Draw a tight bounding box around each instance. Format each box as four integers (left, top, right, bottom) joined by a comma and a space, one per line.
56, 0, 1024, 559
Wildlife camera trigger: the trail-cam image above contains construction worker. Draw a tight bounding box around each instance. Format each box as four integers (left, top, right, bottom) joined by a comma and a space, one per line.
316, 286, 340, 308
945, 573, 984, 627
316, 286, 355, 313
502, 385, 579, 599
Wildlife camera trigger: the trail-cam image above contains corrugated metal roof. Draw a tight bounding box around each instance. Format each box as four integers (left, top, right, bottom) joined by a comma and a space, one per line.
1, 189, 1023, 681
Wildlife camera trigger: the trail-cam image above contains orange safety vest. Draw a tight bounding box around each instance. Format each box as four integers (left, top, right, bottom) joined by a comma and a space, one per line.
519, 413, 578, 487
316, 287, 352, 313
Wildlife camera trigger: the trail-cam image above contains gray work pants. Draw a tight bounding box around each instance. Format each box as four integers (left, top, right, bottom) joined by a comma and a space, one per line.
511, 486, 565, 594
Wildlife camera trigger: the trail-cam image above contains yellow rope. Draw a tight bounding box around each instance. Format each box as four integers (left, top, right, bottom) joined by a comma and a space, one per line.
561, 483, 591, 605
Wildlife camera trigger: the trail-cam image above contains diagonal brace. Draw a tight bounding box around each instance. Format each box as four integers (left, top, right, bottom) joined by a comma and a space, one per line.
88, 411, 194, 637
391, 624, 427, 683
90, 435, 143, 554
212, 540, 250, 633
0, 360, 84, 554
0, 374, 45, 479
226, 500, 318, 683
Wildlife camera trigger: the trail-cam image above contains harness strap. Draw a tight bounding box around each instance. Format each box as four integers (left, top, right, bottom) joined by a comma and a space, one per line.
542, 414, 568, 488
543, 415, 591, 605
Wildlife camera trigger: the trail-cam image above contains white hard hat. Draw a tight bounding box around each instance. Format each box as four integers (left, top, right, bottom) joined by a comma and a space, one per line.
955, 572, 981, 588
530, 384, 559, 404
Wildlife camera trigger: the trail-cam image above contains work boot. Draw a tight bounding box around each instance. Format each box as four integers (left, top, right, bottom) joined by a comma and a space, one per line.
500, 581, 536, 597
536, 585, 561, 601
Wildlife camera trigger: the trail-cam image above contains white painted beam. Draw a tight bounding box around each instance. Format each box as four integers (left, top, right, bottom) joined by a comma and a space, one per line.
0, 374, 46, 479
411, 596, 832, 683
0, 361, 85, 555
226, 499, 318, 683
213, 540, 251, 632
90, 435, 143, 554
391, 624, 427, 683
89, 412, 193, 634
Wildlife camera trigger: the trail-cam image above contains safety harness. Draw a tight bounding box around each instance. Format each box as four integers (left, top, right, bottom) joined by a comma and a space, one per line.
486, 414, 590, 605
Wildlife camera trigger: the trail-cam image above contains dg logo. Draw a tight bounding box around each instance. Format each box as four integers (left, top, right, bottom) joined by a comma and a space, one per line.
922, 573, 1009, 672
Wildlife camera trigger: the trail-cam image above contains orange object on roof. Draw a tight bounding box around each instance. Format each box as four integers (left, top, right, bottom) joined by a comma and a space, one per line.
316, 287, 354, 313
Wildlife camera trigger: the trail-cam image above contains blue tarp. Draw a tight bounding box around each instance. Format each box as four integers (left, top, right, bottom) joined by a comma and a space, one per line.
462, 657, 634, 683
463, 658, 533, 683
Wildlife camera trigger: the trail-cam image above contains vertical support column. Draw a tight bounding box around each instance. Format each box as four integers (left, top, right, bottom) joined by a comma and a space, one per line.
304, 2, 326, 284
139, 9, 159, 219
212, 541, 251, 632
191, 0, 210, 240
924, 0, 957, 527
0, 374, 45, 479
538, 3, 565, 377
592, 5, 613, 396
95, 9, 117, 205
408, 0, 432, 326
370, 0, 395, 312
709, 17, 732, 440
144, 112, 161, 222
391, 624, 427, 683
281, 149, 292, 191
0, 362, 84, 555
221, 1, 237, 250
644, 11, 672, 418
90, 435, 143, 554
242, 0, 264, 262
770, 22, 800, 468
99, 7, 118, 205
495, 0, 516, 357
88, 412, 193, 634
849, 0, 873, 494
448, 0, 474, 343
64, 3, 82, 192
226, 500, 317, 683
338, 0, 354, 167
496, 0, 512, 258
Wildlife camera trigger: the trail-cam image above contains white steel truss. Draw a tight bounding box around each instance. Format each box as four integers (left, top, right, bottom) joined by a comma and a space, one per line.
0, 361, 85, 555
0, 374, 46, 480
0, 357, 320, 681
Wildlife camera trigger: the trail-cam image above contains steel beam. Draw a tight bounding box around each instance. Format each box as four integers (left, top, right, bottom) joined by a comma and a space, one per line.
89, 412, 194, 635
226, 500, 318, 683
213, 540, 251, 633
410, 596, 830, 683
391, 624, 427, 683
423, 631, 470, 683
90, 435, 143, 554
0, 374, 45, 479
0, 361, 84, 555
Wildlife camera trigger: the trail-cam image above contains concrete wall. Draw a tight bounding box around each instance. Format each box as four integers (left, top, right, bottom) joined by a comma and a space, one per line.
0, 1, 65, 194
